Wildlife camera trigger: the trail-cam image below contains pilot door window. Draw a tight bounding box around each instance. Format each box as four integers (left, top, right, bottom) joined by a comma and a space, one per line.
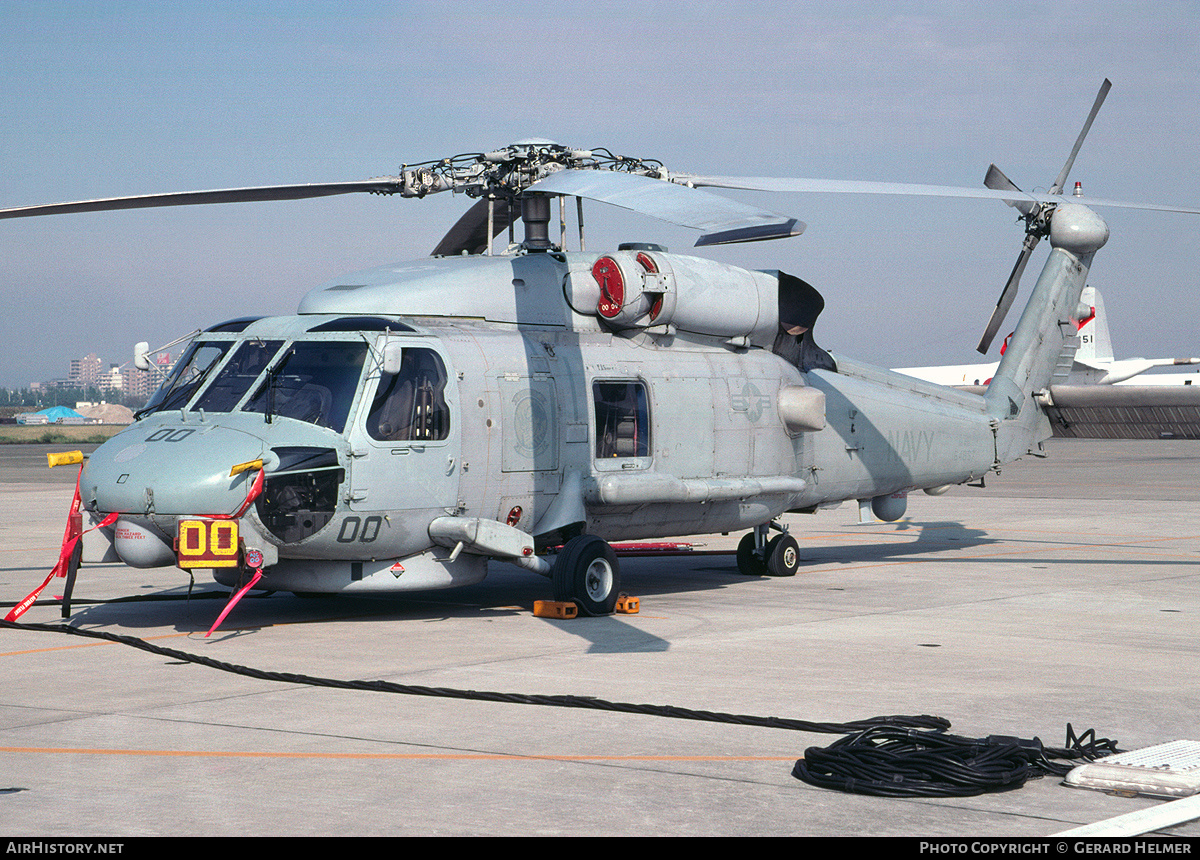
593, 381, 650, 461
366, 348, 451, 442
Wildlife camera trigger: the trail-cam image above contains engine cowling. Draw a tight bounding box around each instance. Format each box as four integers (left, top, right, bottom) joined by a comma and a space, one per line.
566, 250, 779, 346
591, 250, 674, 328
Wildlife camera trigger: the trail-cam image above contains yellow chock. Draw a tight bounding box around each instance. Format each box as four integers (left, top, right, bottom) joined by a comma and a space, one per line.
534, 600, 578, 619
47, 450, 84, 469
615, 593, 639, 614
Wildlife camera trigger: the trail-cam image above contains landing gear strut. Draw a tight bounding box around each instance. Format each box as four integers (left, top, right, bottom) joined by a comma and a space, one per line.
552, 535, 621, 616
736, 522, 800, 577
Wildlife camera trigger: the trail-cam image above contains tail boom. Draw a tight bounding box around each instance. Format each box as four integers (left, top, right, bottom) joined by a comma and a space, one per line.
985, 203, 1109, 461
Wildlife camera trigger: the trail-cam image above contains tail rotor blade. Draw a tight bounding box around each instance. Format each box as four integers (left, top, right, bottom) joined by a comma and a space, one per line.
977, 234, 1039, 354
1050, 78, 1112, 194
984, 164, 1037, 216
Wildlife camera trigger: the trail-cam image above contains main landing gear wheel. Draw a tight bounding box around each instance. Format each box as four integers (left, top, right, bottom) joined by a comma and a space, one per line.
552, 535, 620, 616
736, 532, 767, 576
736, 528, 800, 577
765, 533, 800, 577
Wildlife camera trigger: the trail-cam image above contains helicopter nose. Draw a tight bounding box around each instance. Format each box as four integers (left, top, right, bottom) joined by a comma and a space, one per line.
81, 424, 266, 516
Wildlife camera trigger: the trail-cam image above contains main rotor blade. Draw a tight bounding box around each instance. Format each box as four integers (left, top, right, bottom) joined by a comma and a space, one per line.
1050, 78, 1112, 195
682, 174, 1042, 206
431, 197, 518, 256
678, 173, 1200, 215
977, 233, 1040, 354
526, 169, 804, 245
0, 179, 405, 220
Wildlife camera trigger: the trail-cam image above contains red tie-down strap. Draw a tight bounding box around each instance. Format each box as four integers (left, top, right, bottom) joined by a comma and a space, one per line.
6, 466, 119, 622
204, 566, 264, 638
9, 463, 265, 626
212, 467, 265, 521
203, 465, 266, 637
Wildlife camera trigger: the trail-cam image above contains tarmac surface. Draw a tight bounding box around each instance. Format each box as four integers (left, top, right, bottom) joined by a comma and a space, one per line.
1, 439, 1198, 837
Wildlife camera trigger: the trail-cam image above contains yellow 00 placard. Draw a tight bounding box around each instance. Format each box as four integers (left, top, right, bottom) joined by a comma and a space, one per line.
177, 519, 241, 568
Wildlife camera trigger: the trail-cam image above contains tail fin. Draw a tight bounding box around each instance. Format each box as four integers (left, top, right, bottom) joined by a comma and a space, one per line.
985, 204, 1109, 462
1074, 285, 1114, 365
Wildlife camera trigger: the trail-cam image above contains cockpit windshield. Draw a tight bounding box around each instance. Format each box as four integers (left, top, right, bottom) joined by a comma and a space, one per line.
192, 340, 284, 413
139, 340, 233, 417
242, 341, 369, 433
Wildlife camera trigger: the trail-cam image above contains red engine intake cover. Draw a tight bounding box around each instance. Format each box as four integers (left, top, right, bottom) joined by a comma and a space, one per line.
594, 256, 624, 318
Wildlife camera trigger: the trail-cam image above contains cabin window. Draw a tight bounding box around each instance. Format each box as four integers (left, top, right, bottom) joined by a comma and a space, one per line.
366, 348, 451, 442
242, 341, 368, 433
193, 340, 284, 413
593, 381, 650, 459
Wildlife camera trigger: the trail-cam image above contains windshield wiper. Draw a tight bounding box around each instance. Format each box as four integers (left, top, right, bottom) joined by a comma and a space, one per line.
258, 349, 294, 424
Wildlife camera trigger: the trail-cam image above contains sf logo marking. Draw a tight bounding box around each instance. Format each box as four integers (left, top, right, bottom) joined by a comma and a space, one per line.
731, 382, 770, 423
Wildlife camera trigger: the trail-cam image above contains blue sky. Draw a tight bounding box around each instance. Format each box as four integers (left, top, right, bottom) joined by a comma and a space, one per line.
1, 1, 1198, 387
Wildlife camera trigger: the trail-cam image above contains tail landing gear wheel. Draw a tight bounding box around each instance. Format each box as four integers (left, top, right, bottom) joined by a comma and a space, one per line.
736, 532, 767, 576
552, 535, 620, 616
765, 533, 800, 577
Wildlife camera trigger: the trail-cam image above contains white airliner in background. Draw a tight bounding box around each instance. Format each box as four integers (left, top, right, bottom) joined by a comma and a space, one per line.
896, 286, 1200, 387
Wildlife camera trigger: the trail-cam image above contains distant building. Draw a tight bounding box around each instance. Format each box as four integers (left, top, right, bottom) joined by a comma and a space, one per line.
121, 365, 156, 400
68, 353, 103, 388
16, 406, 90, 425
28, 351, 173, 404
99, 365, 123, 394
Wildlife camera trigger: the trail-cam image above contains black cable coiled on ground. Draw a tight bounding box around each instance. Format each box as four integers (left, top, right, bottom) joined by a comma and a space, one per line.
792, 724, 1121, 797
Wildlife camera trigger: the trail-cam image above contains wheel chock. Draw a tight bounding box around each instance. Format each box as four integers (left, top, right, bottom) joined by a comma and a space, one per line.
534, 599, 578, 619
615, 593, 639, 614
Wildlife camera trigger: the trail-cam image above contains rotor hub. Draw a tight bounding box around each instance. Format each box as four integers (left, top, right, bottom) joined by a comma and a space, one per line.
397, 142, 669, 205
1049, 204, 1109, 255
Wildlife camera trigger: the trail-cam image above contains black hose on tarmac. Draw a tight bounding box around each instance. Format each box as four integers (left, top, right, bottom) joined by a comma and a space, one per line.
792, 724, 1121, 797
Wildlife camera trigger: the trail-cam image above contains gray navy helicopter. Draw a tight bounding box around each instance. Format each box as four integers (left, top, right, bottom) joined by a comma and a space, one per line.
6, 80, 1198, 620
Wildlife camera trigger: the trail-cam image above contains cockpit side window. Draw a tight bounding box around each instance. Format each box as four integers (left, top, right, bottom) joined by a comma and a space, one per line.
593, 380, 650, 459
366, 348, 450, 442
193, 340, 284, 413
242, 341, 368, 433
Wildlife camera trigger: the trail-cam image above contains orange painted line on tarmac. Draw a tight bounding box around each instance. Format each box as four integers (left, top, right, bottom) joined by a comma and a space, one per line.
0, 746, 793, 762
0, 630, 195, 658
